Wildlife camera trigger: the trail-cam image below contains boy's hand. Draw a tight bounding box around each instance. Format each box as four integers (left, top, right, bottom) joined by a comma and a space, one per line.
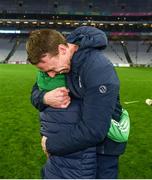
43, 87, 71, 108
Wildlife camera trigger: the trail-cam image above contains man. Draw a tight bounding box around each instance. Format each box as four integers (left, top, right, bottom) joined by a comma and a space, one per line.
26, 26, 127, 178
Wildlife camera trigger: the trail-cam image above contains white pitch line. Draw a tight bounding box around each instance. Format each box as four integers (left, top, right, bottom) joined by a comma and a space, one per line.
124, 100, 139, 104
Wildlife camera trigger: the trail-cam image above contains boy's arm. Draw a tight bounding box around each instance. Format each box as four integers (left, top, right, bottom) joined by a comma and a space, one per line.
107, 109, 130, 142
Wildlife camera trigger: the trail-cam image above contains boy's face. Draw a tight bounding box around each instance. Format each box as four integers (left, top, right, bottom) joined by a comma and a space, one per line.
36, 45, 71, 78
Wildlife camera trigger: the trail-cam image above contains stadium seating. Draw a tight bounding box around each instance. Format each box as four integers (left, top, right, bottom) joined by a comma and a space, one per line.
0, 38, 13, 62
104, 41, 127, 64
0, 38, 27, 64
0, 38, 151, 65
125, 41, 152, 65
0, 0, 151, 14
9, 42, 27, 64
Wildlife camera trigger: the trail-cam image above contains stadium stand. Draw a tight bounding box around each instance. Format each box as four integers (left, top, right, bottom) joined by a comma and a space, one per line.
104, 41, 152, 66
124, 41, 152, 65
104, 41, 127, 65
0, 0, 151, 14
0, 38, 27, 64
9, 42, 27, 64
0, 38, 151, 66
0, 0, 151, 66
0, 38, 13, 63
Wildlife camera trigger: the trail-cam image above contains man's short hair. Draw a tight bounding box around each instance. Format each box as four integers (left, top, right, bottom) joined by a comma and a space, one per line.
26, 29, 67, 64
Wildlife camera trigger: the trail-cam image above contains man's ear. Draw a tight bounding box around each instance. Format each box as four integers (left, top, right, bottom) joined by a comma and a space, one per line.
58, 44, 67, 55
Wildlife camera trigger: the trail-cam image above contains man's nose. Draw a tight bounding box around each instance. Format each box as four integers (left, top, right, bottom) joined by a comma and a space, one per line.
47, 71, 56, 78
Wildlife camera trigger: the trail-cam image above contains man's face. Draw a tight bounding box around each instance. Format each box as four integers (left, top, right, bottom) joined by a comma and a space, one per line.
36, 46, 71, 78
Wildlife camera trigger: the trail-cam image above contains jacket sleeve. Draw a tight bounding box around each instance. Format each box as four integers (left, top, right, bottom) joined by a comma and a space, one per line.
46, 63, 120, 156
31, 83, 48, 111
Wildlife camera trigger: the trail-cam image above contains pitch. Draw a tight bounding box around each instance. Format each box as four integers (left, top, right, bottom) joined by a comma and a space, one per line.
0, 64, 152, 178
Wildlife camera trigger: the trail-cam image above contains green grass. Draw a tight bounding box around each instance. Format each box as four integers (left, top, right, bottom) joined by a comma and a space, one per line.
0, 64, 152, 178
117, 67, 152, 178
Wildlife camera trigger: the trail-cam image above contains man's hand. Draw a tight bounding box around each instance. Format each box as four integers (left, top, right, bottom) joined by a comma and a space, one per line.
43, 87, 71, 108
41, 136, 49, 158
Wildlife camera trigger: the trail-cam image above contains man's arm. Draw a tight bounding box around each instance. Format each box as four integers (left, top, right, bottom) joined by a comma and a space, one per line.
45, 64, 120, 155
45, 84, 119, 155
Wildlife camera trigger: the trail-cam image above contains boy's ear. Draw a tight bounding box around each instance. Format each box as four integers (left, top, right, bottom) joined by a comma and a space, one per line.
58, 44, 67, 55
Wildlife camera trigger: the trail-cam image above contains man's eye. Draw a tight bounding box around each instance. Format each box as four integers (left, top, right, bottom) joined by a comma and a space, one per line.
59, 69, 67, 74
47, 70, 53, 73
